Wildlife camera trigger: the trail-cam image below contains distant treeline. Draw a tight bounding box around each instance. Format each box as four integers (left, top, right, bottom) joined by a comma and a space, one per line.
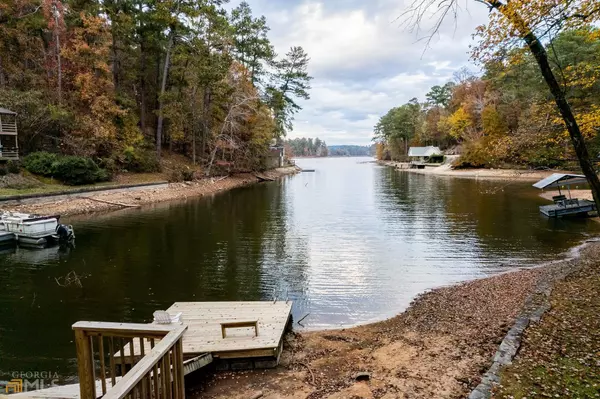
285, 139, 376, 157
285, 138, 328, 157
328, 145, 375, 157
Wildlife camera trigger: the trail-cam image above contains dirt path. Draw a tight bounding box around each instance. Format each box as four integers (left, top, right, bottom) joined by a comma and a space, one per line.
0, 167, 299, 216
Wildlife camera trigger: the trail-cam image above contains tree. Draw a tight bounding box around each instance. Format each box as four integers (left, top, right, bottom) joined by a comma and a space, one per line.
230, 2, 274, 87
374, 100, 422, 159
267, 46, 312, 138
403, 0, 600, 213
426, 82, 454, 108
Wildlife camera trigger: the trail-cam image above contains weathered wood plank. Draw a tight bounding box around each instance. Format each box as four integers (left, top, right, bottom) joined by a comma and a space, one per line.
102, 326, 187, 399
72, 321, 175, 336
113, 302, 292, 362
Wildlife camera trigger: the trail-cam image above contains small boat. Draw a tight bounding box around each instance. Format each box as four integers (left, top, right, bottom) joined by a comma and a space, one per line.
0, 212, 75, 246
533, 174, 597, 218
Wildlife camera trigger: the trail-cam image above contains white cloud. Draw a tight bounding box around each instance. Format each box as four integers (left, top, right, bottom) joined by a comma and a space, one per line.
237, 0, 490, 145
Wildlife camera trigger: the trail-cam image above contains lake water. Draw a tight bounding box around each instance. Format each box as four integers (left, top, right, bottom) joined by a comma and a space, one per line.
1, 157, 598, 378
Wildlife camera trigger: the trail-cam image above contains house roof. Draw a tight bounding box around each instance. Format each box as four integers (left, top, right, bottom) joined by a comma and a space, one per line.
533, 173, 588, 189
0, 107, 16, 115
408, 146, 442, 157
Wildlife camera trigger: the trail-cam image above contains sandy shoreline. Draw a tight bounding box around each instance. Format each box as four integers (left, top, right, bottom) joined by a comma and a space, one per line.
378, 160, 575, 181
188, 241, 600, 398
0, 166, 300, 217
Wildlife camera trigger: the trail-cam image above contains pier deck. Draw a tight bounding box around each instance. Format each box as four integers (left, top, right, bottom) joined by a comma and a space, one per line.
117, 301, 293, 361
8, 301, 292, 399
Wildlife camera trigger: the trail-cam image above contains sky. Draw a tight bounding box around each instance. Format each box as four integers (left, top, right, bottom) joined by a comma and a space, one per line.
233, 0, 490, 145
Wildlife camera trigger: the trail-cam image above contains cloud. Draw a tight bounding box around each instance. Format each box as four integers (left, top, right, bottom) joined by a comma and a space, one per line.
235, 0, 489, 145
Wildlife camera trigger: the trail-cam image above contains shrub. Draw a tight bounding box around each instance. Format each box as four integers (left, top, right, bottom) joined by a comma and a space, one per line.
453, 142, 491, 169
6, 160, 20, 174
22, 152, 58, 176
0, 166, 7, 176
121, 147, 160, 173
167, 166, 194, 182
52, 156, 108, 185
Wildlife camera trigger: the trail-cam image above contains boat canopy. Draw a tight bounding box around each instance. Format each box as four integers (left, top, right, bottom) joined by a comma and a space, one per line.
533, 173, 588, 189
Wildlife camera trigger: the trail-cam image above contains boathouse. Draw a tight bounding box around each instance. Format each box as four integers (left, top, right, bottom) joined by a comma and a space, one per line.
0, 107, 18, 161
408, 146, 443, 163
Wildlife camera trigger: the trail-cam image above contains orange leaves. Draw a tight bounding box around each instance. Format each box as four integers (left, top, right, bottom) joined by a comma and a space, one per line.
472, 0, 600, 63
58, 12, 123, 155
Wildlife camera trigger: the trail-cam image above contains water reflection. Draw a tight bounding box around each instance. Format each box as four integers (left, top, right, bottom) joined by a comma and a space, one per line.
0, 157, 598, 377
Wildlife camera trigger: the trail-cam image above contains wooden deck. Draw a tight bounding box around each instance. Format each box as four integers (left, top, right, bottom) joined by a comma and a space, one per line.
7, 301, 292, 399
116, 301, 293, 361
8, 378, 121, 398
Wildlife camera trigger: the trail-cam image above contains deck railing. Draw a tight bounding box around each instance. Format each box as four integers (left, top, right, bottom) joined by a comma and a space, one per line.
0, 122, 17, 134
72, 321, 187, 399
0, 147, 18, 160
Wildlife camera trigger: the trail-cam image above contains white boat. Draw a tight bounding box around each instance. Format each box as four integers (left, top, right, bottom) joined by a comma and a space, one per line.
0, 212, 75, 246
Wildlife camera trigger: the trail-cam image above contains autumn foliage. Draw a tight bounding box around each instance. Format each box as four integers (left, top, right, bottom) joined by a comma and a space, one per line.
0, 0, 311, 174
375, 28, 600, 170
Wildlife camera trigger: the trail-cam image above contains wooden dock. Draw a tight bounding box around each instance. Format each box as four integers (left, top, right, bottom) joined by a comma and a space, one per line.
116, 301, 293, 363
8, 301, 292, 399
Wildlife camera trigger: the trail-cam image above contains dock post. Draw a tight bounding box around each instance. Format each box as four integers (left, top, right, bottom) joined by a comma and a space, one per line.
74, 329, 96, 399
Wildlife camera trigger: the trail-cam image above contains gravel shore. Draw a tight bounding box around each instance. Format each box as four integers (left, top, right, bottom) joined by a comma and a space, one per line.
0, 167, 299, 216
378, 161, 574, 181
191, 242, 600, 399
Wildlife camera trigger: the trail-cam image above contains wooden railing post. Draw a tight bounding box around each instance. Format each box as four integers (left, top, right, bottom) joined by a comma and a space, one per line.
74, 329, 96, 399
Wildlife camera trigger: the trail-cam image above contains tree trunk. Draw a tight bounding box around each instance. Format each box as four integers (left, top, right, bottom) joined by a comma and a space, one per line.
201, 86, 212, 161
192, 90, 197, 165
521, 31, 600, 211
112, 31, 119, 93
53, 4, 62, 105
140, 45, 147, 136
488, 2, 600, 212
155, 32, 174, 158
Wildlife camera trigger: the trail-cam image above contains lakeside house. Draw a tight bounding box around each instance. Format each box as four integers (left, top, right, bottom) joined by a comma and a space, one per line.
0, 107, 18, 161
268, 146, 285, 168
408, 146, 443, 164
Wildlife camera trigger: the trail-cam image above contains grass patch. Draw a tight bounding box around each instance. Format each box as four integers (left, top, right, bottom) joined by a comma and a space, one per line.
494, 261, 600, 398
0, 171, 166, 198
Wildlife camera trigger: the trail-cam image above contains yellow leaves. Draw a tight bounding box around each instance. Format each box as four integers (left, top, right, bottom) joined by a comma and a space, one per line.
482, 105, 508, 137
574, 106, 600, 140
447, 107, 473, 141
472, 0, 600, 63
564, 63, 600, 90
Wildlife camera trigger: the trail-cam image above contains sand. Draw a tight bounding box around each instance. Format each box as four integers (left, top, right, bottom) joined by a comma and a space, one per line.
378, 161, 575, 181
189, 242, 600, 399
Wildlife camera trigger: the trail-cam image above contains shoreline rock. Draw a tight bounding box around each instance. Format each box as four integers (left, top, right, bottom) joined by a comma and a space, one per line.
0, 166, 300, 217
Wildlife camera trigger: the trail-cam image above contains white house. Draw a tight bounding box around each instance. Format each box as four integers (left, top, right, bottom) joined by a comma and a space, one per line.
408, 146, 443, 163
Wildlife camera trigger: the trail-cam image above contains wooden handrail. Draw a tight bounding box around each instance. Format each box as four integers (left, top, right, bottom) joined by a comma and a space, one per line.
73, 321, 177, 337
73, 321, 187, 399
102, 326, 187, 399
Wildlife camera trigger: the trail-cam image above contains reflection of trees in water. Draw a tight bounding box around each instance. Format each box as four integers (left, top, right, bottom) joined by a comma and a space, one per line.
0, 243, 77, 377
257, 179, 309, 307
0, 184, 312, 377
374, 167, 597, 258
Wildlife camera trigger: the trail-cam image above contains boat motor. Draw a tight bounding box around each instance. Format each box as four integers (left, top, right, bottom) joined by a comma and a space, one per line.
55, 224, 75, 241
